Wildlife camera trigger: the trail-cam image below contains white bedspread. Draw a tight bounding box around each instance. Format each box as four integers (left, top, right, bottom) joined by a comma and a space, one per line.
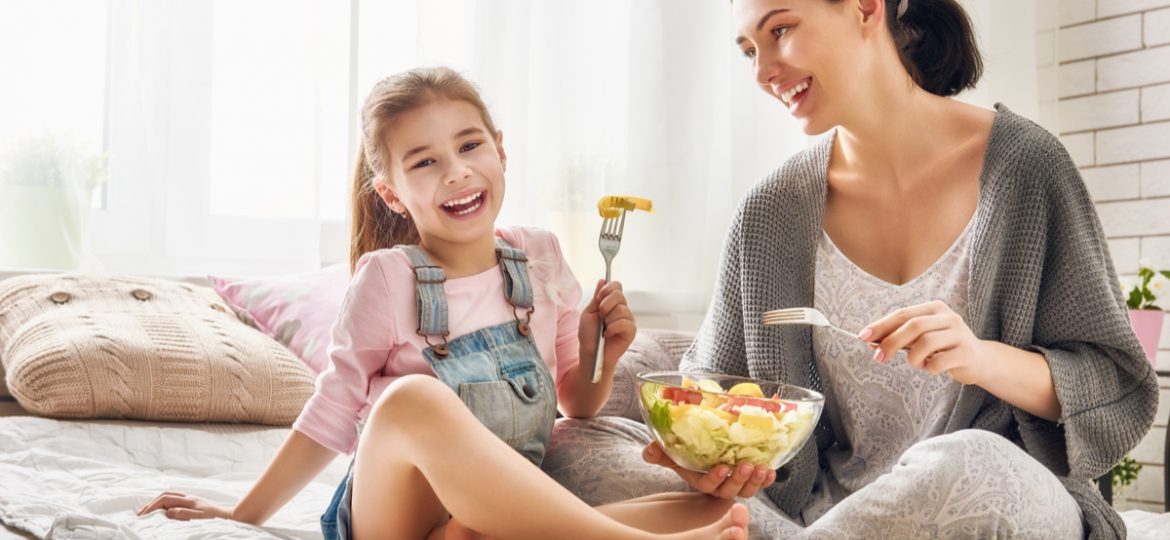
1, 415, 1169, 539
0, 416, 347, 539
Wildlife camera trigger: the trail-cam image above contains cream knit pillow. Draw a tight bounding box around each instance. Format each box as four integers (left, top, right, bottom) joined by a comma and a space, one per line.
0, 274, 316, 425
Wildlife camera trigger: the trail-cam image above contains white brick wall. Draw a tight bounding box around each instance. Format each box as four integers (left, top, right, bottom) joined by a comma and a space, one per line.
1055, 2, 1170, 512
1144, 84, 1170, 121
1098, 46, 1170, 91
1147, 8, 1170, 46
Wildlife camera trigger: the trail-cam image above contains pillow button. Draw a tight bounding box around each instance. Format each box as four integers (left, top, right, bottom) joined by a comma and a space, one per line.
131, 289, 152, 301
49, 292, 71, 304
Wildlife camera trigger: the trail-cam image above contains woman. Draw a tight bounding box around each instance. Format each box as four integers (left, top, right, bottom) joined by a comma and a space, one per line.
545, 0, 1157, 537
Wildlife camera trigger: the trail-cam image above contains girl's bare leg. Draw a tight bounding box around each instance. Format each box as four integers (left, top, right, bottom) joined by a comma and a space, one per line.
595, 493, 738, 533
437, 493, 736, 539
349, 375, 749, 540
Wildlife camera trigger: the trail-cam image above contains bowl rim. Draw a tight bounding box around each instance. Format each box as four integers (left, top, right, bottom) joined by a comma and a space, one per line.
636, 370, 825, 403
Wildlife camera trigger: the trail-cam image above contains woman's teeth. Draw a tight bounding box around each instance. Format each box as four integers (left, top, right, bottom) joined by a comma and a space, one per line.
781, 80, 810, 107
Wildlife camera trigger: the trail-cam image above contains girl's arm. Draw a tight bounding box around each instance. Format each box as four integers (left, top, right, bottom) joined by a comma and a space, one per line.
232, 430, 338, 524
137, 429, 336, 524
557, 279, 636, 418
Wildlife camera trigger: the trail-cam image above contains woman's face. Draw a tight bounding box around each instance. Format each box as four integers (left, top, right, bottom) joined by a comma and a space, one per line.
732, 0, 868, 135
377, 98, 506, 248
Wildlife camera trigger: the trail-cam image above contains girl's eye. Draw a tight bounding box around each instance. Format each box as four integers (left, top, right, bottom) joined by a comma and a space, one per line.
771, 26, 789, 39
742, 48, 756, 59
411, 158, 435, 169
460, 141, 481, 152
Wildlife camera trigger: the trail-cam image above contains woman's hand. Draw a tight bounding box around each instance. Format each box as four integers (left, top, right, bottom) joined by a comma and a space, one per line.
642, 442, 776, 499
579, 279, 637, 371
137, 492, 233, 521
861, 300, 991, 385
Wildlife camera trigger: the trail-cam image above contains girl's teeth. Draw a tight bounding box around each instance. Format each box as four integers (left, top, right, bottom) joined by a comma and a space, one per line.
443, 192, 482, 208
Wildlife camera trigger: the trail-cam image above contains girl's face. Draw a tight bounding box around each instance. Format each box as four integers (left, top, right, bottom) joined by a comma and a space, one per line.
377, 98, 506, 247
732, 0, 869, 134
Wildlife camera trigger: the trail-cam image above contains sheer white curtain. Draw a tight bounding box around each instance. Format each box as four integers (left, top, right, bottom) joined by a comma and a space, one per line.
1, 0, 351, 277
0, 0, 1048, 322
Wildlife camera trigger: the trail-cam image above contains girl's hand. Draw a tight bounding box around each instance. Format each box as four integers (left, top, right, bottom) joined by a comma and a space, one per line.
137, 492, 233, 521
642, 442, 776, 499
579, 279, 636, 371
861, 300, 990, 385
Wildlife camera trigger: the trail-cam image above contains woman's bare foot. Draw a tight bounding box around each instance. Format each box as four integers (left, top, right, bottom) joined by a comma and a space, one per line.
672, 502, 750, 540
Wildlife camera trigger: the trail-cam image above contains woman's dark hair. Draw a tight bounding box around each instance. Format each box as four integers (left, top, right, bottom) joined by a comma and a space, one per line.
884, 0, 983, 97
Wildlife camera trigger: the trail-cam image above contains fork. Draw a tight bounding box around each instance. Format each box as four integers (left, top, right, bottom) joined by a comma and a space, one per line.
591, 211, 627, 383
762, 307, 869, 342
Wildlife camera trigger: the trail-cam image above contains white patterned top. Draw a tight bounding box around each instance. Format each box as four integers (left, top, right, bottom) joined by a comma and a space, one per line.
812, 217, 975, 495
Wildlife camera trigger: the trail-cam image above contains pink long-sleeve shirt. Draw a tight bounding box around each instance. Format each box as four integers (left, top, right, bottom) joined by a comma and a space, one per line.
293, 227, 584, 454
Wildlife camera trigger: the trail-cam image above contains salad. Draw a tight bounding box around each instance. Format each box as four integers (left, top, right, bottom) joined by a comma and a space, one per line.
639, 377, 817, 471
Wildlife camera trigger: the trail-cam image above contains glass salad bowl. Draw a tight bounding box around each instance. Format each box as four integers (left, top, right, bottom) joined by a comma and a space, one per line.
637, 371, 824, 472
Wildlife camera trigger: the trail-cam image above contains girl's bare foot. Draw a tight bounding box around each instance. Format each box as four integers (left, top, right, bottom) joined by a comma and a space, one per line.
673, 502, 750, 540
427, 517, 493, 540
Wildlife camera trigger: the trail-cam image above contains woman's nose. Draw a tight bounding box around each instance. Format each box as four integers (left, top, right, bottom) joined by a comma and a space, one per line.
754, 49, 782, 89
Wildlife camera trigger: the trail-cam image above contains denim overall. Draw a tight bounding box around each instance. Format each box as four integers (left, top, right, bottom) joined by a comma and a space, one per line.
320, 239, 558, 540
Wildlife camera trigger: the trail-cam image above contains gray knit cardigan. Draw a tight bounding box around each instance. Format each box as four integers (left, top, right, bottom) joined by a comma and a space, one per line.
679, 104, 1158, 539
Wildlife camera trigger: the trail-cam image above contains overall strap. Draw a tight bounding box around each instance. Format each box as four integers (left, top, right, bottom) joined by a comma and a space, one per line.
495, 238, 536, 335
402, 245, 450, 355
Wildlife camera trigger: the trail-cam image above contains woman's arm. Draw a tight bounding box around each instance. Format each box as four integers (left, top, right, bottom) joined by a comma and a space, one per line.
137, 429, 337, 524
861, 301, 1061, 421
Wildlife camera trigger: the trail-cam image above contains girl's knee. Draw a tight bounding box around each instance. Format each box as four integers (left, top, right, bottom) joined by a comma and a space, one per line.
370, 375, 456, 423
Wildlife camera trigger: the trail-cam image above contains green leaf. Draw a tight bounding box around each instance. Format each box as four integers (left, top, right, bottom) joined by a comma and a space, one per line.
1143, 289, 1156, 302
1129, 288, 1145, 309
1160, 270, 1170, 280
649, 400, 672, 434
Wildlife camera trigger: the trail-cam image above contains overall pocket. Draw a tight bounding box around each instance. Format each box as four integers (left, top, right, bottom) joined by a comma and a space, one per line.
458, 360, 547, 449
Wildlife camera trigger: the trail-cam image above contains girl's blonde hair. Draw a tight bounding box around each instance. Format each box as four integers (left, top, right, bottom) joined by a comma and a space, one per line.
350, 67, 500, 272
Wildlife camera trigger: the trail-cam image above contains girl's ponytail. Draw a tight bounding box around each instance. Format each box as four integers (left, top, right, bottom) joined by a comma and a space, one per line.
349, 144, 418, 273
886, 0, 983, 97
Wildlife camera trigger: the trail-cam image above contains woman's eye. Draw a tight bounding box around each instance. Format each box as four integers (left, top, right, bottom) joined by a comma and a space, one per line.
742, 48, 756, 59
460, 141, 481, 152
412, 158, 435, 169
771, 26, 789, 39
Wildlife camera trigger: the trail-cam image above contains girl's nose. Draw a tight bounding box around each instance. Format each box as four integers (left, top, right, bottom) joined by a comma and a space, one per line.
442, 162, 472, 185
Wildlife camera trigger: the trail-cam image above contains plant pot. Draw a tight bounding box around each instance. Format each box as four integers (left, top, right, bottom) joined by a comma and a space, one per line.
1128, 309, 1165, 367
0, 184, 91, 269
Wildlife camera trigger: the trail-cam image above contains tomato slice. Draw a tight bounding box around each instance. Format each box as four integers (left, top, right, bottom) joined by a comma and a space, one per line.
662, 387, 703, 405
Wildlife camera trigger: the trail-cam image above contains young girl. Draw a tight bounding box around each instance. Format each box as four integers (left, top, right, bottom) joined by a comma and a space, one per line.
137, 67, 749, 540
551, 0, 1156, 538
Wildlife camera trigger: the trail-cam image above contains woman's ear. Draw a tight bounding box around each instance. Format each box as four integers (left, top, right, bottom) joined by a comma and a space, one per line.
374, 182, 408, 216
495, 130, 507, 171
856, 0, 886, 34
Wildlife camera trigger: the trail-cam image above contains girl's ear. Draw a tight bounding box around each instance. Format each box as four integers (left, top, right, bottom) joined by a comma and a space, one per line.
495, 130, 507, 172
374, 181, 408, 216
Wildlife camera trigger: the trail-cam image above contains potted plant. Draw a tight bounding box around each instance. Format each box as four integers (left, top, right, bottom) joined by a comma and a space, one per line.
1121, 265, 1169, 366
1110, 455, 1143, 506
0, 133, 105, 270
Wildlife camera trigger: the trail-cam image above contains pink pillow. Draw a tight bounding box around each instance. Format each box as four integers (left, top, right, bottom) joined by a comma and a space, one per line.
208, 264, 350, 374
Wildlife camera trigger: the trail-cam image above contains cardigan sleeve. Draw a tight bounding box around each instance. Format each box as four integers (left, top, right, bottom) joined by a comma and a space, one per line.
1015, 135, 1158, 480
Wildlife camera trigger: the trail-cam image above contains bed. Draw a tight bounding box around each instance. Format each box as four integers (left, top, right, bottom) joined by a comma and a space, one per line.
2, 269, 1170, 539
